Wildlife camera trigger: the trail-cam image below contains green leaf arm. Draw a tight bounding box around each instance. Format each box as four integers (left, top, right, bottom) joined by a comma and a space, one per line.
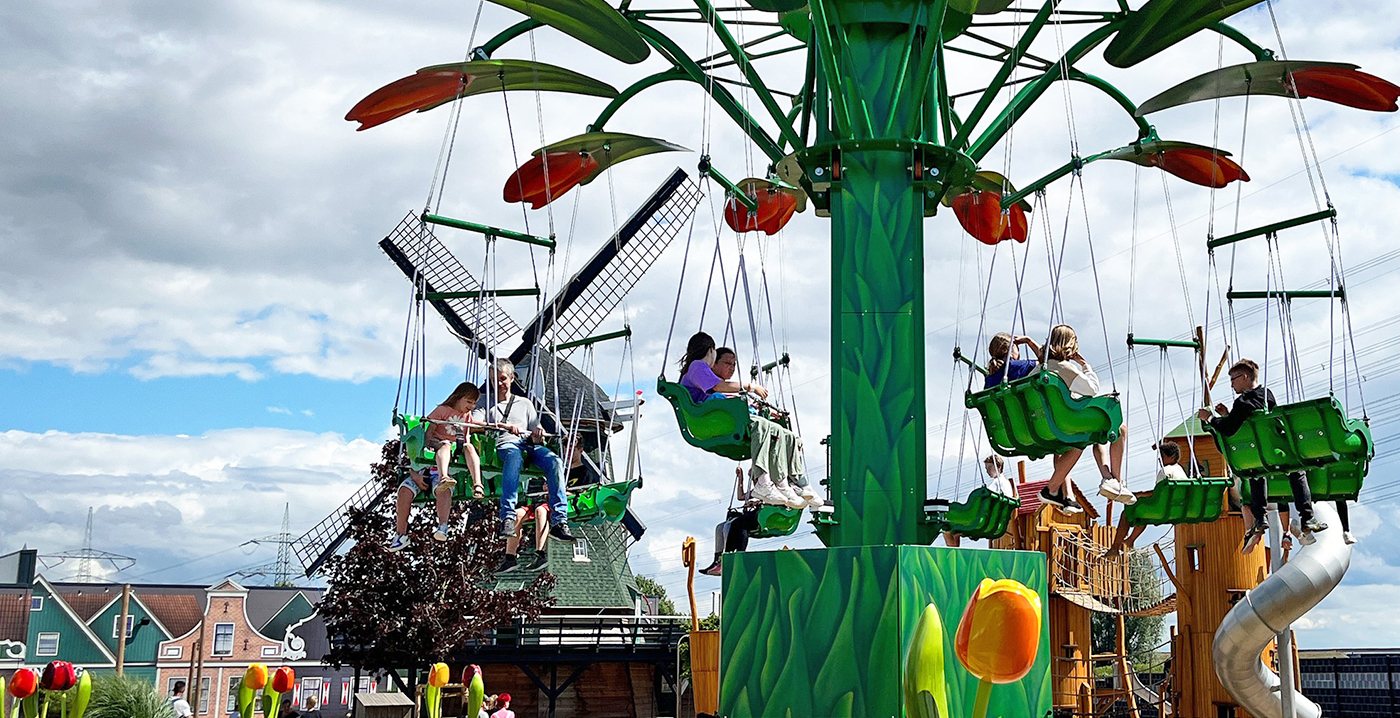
1066, 69, 1152, 137
632, 21, 786, 161
690, 0, 804, 151
476, 19, 543, 58
1210, 21, 1274, 62
589, 68, 692, 131
949, 0, 1063, 151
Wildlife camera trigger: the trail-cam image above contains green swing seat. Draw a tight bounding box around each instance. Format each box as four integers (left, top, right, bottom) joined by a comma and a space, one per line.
929, 487, 1020, 540
657, 378, 790, 461
749, 505, 803, 538
966, 370, 1124, 461
1209, 395, 1372, 502
568, 480, 639, 525
1122, 476, 1232, 527
397, 414, 545, 502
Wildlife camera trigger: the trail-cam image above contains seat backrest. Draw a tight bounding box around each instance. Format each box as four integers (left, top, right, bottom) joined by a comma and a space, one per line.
941, 487, 1019, 540
967, 370, 1124, 460
656, 379, 753, 461
1122, 477, 1230, 527
749, 506, 802, 538
1213, 395, 1372, 481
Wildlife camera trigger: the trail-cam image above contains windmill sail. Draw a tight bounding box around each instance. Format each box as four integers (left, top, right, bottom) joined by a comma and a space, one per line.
380, 213, 522, 358
293, 476, 392, 576
509, 168, 703, 363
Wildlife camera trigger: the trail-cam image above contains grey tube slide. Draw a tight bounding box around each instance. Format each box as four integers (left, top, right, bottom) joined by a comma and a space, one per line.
1212, 502, 1351, 718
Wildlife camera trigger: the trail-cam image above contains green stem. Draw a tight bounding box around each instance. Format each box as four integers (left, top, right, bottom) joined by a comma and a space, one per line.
950, 0, 1061, 150
690, 0, 805, 150
972, 678, 993, 718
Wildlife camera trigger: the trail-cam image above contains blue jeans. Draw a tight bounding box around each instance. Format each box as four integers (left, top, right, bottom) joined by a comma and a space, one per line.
498, 441, 567, 526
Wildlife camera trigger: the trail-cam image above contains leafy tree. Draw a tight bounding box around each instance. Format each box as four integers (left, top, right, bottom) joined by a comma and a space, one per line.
318, 441, 555, 674
634, 574, 677, 616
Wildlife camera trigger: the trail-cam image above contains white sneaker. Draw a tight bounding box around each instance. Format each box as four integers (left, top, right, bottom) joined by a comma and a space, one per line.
1290, 517, 1318, 546
1097, 478, 1123, 500
388, 534, 411, 552
750, 480, 788, 506
1116, 484, 1138, 505
796, 484, 824, 509
1344, 530, 1357, 545
775, 481, 807, 509
433, 524, 449, 542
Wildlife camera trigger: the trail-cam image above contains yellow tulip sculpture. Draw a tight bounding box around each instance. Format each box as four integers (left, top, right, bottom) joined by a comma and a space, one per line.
424, 663, 450, 718
954, 578, 1042, 718
903, 603, 950, 718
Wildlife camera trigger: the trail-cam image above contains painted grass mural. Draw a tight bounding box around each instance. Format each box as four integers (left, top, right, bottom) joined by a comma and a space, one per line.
720, 546, 1050, 718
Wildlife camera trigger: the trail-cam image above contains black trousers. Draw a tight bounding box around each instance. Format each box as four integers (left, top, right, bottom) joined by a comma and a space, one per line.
712, 508, 761, 563
1248, 471, 1314, 523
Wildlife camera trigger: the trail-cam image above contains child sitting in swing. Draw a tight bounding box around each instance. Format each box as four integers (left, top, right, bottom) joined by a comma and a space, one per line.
388, 382, 488, 552
984, 332, 1041, 388
679, 332, 810, 509
943, 455, 1017, 547
1106, 442, 1188, 557
1037, 324, 1135, 511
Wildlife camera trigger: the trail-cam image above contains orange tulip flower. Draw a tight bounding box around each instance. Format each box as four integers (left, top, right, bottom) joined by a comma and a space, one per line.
1148, 148, 1249, 188
271, 667, 296, 694
429, 663, 450, 688
346, 72, 470, 131
1287, 66, 1400, 113
242, 664, 268, 691
955, 577, 1042, 684
724, 188, 800, 235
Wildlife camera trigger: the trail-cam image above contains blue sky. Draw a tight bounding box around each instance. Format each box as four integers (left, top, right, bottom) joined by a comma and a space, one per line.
2, 0, 1399, 652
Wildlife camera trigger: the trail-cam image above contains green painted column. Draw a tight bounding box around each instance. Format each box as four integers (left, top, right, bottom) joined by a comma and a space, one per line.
824, 13, 930, 547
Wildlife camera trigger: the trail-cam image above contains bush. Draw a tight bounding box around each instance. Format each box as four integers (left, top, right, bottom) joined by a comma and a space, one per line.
86, 674, 174, 718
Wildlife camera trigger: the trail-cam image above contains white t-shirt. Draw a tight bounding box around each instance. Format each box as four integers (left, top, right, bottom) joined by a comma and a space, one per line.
1047, 358, 1103, 398
172, 697, 193, 718
985, 472, 1016, 498
1155, 462, 1188, 485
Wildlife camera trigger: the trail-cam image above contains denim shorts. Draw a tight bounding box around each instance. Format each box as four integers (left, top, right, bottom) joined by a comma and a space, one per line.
400, 467, 443, 498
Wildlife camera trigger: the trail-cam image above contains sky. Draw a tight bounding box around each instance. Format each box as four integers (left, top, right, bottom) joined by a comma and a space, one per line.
2, 0, 1398, 649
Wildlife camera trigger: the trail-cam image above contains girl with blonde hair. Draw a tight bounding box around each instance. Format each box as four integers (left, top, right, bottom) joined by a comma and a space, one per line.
1037, 324, 1134, 510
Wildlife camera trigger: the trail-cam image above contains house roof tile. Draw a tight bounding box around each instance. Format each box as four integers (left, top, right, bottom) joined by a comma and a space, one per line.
0, 588, 31, 642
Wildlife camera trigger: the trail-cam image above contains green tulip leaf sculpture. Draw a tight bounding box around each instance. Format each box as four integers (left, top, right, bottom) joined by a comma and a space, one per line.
463, 665, 485, 718
67, 671, 91, 718
954, 579, 1043, 718
424, 663, 449, 718
903, 603, 950, 718
237, 664, 267, 718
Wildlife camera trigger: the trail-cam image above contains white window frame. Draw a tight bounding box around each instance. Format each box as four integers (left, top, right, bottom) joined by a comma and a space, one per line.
35, 632, 59, 656
301, 677, 323, 710
162, 644, 183, 659
211, 623, 235, 656
573, 539, 591, 562
29, 596, 43, 611
166, 676, 188, 698
113, 614, 135, 639
197, 676, 210, 714
227, 677, 242, 714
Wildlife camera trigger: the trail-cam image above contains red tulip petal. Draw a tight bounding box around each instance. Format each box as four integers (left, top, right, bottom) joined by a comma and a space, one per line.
952, 191, 1024, 245
1151, 148, 1249, 188
757, 193, 799, 235
724, 197, 760, 233
1288, 66, 1400, 112
346, 72, 471, 131
503, 151, 598, 208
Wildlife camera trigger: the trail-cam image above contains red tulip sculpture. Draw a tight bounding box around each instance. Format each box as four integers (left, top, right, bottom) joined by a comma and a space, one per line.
5, 669, 38, 718
723, 179, 804, 235
954, 578, 1043, 718
950, 191, 1029, 245
503, 151, 600, 209
261, 667, 296, 718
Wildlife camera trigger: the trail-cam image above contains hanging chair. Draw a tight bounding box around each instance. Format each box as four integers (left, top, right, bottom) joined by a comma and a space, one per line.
656, 378, 775, 461
937, 487, 1019, 540
966, 370, 1125, 460
569, 479, 639, 524
1209, 394, 1372, 501
1122, 476, 1231, 527
398, 414, 548, 502
748, 505, 803, 538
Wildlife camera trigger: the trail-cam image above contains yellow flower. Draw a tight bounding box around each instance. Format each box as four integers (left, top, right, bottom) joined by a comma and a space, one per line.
242, 664, 268, 691
429, 662, 451, 688
954, 578, 1042, 684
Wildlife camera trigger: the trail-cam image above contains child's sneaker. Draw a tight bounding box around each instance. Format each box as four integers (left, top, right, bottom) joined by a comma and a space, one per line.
1097, 478, 1123, 500
526, 552, 549, 571
1301, 517, 1328, 534
775, 481, 807, 509
499, 515, 517, 538
433, 523, 450, 542
388, 534, 411, 552
495, 554, 519, 573
1061, 495, 1085, 514
1241, 521, 1266, 554
699, 560, 722, 577
750, 480, 788, 506
1038, 486, 1069, 508
1343, 530, 1357, 545
796, 484, 824, 509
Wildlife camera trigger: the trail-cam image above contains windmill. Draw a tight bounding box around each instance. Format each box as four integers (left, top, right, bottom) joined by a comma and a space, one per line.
293, 167, 703, 576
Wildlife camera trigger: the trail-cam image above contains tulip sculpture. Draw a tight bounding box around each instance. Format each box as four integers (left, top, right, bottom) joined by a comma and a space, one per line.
463, 665, 485, 718
954, 579, 1043, 718
261, 667, 296, 718
4, 664, 90, 718
902, 603, 950, 718
235, 664, 268, 718
424, 663, 450, 718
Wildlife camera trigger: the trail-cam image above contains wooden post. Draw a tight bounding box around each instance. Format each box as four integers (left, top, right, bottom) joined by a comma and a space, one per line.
1115, 614, 1140, 718
115, 584, 131, 676
1195, 325, 1209, 406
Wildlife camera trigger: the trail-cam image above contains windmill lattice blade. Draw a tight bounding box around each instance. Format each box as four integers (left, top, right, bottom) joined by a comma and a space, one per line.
293, 477, 392, 576
510, 168, 702, 362
380, 212, 522, 354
